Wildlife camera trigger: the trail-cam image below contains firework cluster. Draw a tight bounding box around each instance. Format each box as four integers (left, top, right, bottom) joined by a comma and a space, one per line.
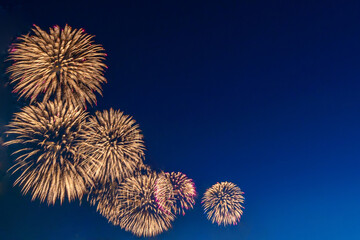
3, 24, 245, 237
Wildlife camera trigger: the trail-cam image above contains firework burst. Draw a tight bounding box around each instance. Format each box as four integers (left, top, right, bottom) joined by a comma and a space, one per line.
155, 172, 196, 215
202, 182, 244, 226
117, 172, 174, 237
78, 109, 145, 184
4, 101, 92, 205
7, 24, 107, 108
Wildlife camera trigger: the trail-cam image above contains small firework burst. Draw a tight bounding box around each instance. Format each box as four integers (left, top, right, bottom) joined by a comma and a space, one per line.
78, 109, 145, 184
4, 101, 92, 205
155, 172, 196, 215
202, 182, 244, 226
7, 24, 107, 108
117, 172, 174, 237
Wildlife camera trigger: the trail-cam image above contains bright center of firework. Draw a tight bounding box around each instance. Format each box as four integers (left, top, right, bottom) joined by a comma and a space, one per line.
218, 192, 227, 199
42, 125, 74, 161
53, 62, 62, 72
106, 133, 121, 147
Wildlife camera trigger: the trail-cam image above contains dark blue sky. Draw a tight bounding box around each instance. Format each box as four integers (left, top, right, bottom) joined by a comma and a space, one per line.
1, 0, 360, 239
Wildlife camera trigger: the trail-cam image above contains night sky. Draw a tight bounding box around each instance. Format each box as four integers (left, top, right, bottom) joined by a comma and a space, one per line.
1, 0, 360, 239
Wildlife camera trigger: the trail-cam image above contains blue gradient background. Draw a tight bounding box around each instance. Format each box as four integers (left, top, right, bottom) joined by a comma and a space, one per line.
1, 0, 360, 239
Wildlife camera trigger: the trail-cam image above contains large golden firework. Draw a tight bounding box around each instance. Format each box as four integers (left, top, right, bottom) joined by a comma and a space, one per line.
4, 101, 92, 205
117, 172, 174, 237
7, 24, 107, 108
155, 172, 196, 215
78, 109, 145, 184
202, 182, 244, 226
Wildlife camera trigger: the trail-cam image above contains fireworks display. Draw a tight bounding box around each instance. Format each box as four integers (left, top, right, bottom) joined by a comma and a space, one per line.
202, 182, 245, 226
117, 172, 175, 237
77, 109, 145, 184
7, 24, 107, 108
4, 101, 92, 205
155, 172, 196, 215
3, 23, 246, 237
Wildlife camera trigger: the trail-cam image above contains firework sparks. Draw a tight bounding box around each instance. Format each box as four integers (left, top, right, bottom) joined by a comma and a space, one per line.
117, 172, 174, 237
202, 182, 244, 226
87, 181, 121, 225
87, 163, 151, 225
4, 101, 92, 205
78, 109, 145, 184
7, 24, 107, 108
155, 172, 196, 215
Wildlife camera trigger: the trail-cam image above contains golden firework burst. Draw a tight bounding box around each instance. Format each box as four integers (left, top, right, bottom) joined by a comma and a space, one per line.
78, 109, 145, 184
202, 182, 244, 226
155, 172, 196, 215
4, 100, 92, 205
7, 24, 107, 108
117, 172, 174, 237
